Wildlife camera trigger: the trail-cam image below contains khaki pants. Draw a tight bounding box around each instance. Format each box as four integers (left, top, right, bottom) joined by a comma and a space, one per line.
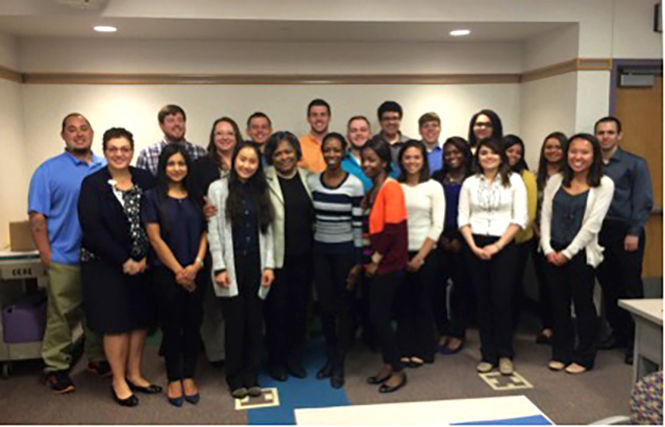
41, 262, 104, 372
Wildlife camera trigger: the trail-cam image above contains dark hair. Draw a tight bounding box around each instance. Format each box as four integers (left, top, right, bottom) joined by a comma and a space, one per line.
502, 134, 529, 173
207, 117, 244, 164
322, 132, 348, 151
307, 99, 331, 116
562, 133, 604, 188
347, 115, 371, 128
247, 111, 272, 128
102, 127, 134, 150
154, 144, 198, 235
468, 109, 503, 148
158, 104, 186, 124
594, 116, 622, 134
397, 140, 430, 183
226, 141, 273, 233
377, 100, 403, 120
362, 138, 393, 173
440, 136, 473, 179
61, 112, 91, 133
474, 137, 511, 186
536, 131, 567, 190
264, 131, 302, 166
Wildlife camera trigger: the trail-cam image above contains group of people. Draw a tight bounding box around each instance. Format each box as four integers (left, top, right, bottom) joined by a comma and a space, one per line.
27, 99, 653, 407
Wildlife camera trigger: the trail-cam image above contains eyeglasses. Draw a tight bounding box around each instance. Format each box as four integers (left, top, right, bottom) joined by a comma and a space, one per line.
474, 121, 493, 128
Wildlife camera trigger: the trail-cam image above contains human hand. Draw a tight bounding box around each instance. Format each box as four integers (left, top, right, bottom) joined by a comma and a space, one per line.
40, 250, 52, 269
472, 246, 491, 261
261, 269, 274, 287
364, 262, 379, 277
215, 271, 230, 288
546, 252, 558, 265
202, 197, 218, 219
624, 235, 639, 252
346, 264, 362, 290
483, 243, 500, 258
183, 264, 199, 282
136, 258, 147, 273
407, 255, 424, 272
552, 252, 569, 266
176, 268, 195, 291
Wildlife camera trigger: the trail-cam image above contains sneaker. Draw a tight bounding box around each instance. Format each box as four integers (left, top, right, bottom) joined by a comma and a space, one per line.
499, 357, 514, 375
44, 370, 76, 394
87, 361, 112, 377
476, 362, 494, 373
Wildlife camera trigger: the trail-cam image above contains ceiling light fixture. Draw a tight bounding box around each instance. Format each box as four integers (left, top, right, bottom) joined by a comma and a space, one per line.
93, 25, 117, 33
450, 29, 471, 37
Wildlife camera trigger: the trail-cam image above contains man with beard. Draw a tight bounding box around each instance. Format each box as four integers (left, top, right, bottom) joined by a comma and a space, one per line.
28, 113, 108, 393
342, 115, 374, 192
136, 104, 206, 175
298, 99, 331, 173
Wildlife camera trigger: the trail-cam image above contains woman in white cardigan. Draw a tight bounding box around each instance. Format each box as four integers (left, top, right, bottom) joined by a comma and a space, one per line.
540, 133, 614, 374
207, 141, 275, 398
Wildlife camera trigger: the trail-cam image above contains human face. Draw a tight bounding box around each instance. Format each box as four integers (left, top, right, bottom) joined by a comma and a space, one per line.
505, 144, 523, 168
234, 146, 259, 182
61, 115, 93, 154
401, 146, 424, 177
272, 140, 298, 174
213, 120, 237, 155
568, 138, 594, 174
104, 137, 133, 171
361, 147, 386, 179
247, 116, 272, 145
543, 137, 563, 164
379, 111, 401, 136
419, 120, 441, 146
347, 118, 371, 150
165, 152, 188, 184
478, 145, 501, 174
443, 143, 463, 170
159, 112, 186, 142
322, 138, 344, 170
473, 114, 493, 141
595, 121, 622, 152
307, 105, 331, 135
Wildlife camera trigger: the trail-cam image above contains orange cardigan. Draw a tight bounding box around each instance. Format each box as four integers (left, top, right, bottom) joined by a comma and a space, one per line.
368, 178, 408, 275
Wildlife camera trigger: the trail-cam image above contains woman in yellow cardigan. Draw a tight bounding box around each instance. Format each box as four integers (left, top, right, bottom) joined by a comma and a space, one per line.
503, 135, 537, 330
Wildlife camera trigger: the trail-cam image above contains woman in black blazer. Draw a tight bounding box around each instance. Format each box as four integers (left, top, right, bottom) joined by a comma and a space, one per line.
78, 127, 160, 407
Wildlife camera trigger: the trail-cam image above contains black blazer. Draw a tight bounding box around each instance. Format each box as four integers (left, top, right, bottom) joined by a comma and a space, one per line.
190, 155, 222, 205
78, 166, 155, 265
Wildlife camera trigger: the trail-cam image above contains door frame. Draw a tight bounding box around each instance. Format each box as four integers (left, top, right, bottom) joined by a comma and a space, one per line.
609, 58, 663, 115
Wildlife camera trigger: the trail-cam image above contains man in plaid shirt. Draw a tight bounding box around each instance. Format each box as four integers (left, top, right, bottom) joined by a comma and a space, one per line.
136, 104, 207, 175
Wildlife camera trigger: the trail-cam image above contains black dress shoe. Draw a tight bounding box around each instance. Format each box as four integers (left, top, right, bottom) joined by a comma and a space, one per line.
126, 379, 163, 394
287, 361, 307, 379
184, 392, 200, 404
269, 365, 288, 382
599, 335, 627, 350
378, 373, 407, 393
111, 386, 139, 407
624, 352, 634, 365
317, 361, 333, 379
366, 372, 391, 385
330, 366, 344, 389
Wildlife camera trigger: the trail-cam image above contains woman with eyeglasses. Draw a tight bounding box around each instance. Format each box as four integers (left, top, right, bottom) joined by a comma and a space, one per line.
468, 109, 503, 154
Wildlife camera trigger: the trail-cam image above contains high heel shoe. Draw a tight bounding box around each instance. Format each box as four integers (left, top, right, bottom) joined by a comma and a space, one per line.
378, 373, 407, 393
184, 392, 200, 405
126, 378, 163, 394
366, 371, 391, 385
110, 386, 139, 407
317, 360, 333, 379
167, 381, 184, 407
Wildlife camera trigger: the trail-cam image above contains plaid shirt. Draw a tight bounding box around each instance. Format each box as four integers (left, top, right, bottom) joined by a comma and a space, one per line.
135, 139, 207, 175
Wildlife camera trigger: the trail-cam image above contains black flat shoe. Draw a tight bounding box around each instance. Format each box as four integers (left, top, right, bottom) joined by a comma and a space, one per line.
317, 361, 333, 379
378, 373, 407, 393
366, 372, 391, 385
168, 395, 184, 407
269, 365, 288, 382
287, 361, 307, 379
184, 392, 200, 404
127, 379, 163, 394
330, 367, 344, 389
111, 386, 139, 407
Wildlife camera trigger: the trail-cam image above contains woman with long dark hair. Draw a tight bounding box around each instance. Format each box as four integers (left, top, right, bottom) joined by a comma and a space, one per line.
467, 109, 503, 152
207, 141, 275, 398
431, 137, 473, 354
362, 138, 408, 393
540, 133, 614, 374
533, 132, 567, 344
143, 145, 207, 407
395, 140, 444, 367
307, 132, 364, 388
458, 137, 527, 375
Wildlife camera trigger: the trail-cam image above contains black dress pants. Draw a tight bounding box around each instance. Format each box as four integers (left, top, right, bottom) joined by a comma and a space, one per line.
531, 242, 554, 331
313, 252, 355, 365
511, 239, 533, 329
369, 270, 405, 372
220, 250, 263, 390
432, 244, 473, 339
546, 246, 598, 368
463, 235, 518, 364
265, 253, 312, 367
396, 252, 437, 361
596, 220, 645, 346
153, 266, 205, 382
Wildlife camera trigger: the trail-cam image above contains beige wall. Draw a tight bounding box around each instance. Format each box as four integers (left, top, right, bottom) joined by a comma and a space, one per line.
612, 0, 663, 58
0, 32, 18, 69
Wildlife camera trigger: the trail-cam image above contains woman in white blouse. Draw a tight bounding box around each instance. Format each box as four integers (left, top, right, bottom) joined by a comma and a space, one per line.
539, 133, 614, 374
396, 140, 445, 367
458, 137, 527, 375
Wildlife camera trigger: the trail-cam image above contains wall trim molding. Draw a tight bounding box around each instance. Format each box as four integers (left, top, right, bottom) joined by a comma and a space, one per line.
1, 57, 615, 85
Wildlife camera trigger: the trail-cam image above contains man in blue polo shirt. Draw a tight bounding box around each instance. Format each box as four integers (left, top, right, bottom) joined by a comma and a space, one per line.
418, 112, 443, 175
28, 113, 108, 393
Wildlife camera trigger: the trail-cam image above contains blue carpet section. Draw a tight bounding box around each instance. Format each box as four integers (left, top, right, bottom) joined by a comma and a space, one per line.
452, 415, 552, 425
247, 337, 350, 425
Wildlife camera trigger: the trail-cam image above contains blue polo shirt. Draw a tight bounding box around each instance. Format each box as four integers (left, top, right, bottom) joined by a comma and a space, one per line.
28, 151, 106, 265
426, 143, 443, 175
341, 150, 399, 193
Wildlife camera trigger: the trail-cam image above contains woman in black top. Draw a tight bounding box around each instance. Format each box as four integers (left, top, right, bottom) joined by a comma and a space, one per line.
78, 127, 159, 407
143, 145, 207, 407
263, 131, 314, 381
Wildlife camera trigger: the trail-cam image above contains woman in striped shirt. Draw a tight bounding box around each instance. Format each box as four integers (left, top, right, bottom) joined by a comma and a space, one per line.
307, 132, 364, 389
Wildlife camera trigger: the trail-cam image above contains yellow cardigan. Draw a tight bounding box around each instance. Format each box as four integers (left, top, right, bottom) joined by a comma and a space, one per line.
515, 169, 537, 244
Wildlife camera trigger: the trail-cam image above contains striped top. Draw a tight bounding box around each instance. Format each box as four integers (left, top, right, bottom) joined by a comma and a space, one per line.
307, 172, 364, 257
